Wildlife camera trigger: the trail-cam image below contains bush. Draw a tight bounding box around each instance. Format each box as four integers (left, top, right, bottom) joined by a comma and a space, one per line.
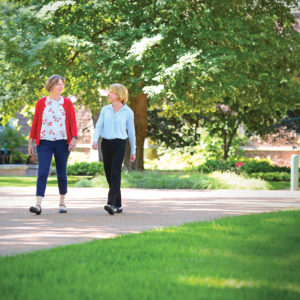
197, 159, 234, 173
74, 178, 95, 187
0, 125, 27, 152
198, 158, 290, 174
67, 161, 104, 176
250, 172, 291, 182
10, 151, 29, 164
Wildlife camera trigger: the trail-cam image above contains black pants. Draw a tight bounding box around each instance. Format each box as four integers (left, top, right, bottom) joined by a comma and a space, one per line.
101, 138, 126, 207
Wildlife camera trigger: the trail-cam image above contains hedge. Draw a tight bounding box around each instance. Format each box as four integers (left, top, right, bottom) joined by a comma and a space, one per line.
67, 161, 104, 176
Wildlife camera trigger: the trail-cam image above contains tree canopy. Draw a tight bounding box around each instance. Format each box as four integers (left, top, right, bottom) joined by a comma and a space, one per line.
1, 0, 299, 163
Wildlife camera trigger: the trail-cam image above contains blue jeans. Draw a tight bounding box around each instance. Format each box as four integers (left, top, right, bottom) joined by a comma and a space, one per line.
36, 140, 70, 197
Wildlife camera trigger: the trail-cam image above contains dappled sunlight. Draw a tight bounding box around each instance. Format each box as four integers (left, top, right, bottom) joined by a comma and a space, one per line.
0, 186, 299, 255
178, 276, 300, 294
179, 275, 258, 289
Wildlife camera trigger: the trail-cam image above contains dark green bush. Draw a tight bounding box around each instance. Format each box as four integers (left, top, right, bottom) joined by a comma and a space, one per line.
67, 161, 104, 176
10, 151, 29, 164
197, 159, 234, 173
250, 172, 291, 181
0, 125, 27, 152
198, 158, 290, 174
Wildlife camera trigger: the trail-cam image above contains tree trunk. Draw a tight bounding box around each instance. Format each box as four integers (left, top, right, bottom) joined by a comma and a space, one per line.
92, 112, 103, 162
223, 122, 239, 160
124, 93, 148, 171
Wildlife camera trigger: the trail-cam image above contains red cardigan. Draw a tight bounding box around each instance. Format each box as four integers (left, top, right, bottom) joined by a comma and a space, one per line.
29, 96, 78, 145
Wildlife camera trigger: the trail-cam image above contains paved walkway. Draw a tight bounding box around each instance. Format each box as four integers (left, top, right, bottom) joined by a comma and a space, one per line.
0, 187, 299, 256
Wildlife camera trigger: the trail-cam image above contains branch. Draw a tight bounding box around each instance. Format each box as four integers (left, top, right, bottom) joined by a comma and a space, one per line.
67, 51, 80, 66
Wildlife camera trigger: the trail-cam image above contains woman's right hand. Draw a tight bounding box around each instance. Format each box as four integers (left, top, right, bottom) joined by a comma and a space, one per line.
28, 141, 35, 156
92, 142, 98, 150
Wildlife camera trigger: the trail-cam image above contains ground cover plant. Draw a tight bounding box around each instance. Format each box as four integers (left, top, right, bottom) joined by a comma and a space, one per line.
0, 210, 299, 300
0, 170, 289, 190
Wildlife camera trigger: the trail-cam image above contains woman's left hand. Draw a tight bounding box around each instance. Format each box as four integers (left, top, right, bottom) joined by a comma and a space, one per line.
130, 154, 136, 163
68, 138, 77, 151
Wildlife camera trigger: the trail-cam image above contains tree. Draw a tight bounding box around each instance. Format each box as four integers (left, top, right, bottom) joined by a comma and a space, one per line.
147, 108, 202, 149
1, 0, 300, 164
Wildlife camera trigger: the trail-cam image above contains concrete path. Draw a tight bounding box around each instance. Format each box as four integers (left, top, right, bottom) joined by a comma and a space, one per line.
0, 187, 299, 256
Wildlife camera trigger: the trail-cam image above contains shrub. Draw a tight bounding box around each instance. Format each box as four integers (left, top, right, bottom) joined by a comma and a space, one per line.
10, 151, 29, 164
0, 125, 27, 152
250, 172, 291, 181
197, 159, 234, 173
198, 158, 290, 174
74, 178, 95, 187
67, 161, 104, 176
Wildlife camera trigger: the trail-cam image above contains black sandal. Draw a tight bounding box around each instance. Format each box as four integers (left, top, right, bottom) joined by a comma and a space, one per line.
29, 204, 42, 215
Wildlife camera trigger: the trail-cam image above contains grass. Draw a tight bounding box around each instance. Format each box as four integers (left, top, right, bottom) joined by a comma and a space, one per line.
0, 210, 299, 299
0, 176, 91, 187
268, 181, 290, 190
0, 171, 290, 190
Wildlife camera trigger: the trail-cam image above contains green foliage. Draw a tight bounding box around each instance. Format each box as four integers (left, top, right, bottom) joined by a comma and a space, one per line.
10, 151, 28, 164
74, 178, 94, 187
146, 129, 247, 170
91, 170, 269, 190
250, 172, 292, 181
0, 125, 27, 151
198, 158, 290, 174
1, 0, 300, 160
67, 161, 104, 176
147, 108, 201, 148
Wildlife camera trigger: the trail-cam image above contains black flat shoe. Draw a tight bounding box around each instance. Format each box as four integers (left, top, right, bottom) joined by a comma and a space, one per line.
104, 205, 115, 215
59, 205, 67, 213
114, 206, 123, 213
29, 204, 42, 215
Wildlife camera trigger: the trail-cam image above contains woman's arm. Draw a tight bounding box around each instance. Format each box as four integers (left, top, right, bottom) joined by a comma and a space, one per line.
68, 100, 78, 138
29, 101, 40, 140
126, 111, 136, 155
28, 138, 35, 156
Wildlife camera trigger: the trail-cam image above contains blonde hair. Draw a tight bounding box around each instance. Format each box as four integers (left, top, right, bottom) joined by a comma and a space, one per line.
109, 83, 128, 104
44, 75, 65, 92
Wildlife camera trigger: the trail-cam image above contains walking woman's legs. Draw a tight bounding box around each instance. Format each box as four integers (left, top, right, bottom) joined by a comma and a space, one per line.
101, 138, 113, 204
36, 140, 53, 198
109, 139, 126, 207
101, 139, 126, 214
53, 140, 70, 210
30, 140, 53, 214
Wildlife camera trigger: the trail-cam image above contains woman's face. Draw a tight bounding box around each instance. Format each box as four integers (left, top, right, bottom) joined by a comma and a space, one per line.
108, 90, 121, 103
51, 79, 65, 95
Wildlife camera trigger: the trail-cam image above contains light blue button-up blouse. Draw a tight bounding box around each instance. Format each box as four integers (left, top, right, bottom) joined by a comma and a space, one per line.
93, 104, 136, 154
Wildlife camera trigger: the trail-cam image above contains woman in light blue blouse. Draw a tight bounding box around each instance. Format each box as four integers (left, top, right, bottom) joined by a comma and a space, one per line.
92, 83, 136, 215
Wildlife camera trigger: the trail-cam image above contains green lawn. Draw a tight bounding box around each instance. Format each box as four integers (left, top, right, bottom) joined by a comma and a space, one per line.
0, 175, 91, 187
0, 172, 290, 190
267, 181, 290, 190
0, 210, 299, 299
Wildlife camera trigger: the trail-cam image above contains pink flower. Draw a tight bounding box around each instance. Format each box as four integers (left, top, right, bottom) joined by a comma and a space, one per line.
236, 162, 245, 168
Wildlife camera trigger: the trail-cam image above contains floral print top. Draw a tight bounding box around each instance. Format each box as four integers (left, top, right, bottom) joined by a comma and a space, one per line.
40, 96, 67, 141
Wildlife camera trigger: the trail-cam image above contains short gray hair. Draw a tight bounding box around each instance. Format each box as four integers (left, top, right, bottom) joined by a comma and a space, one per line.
44, 75, 65, 92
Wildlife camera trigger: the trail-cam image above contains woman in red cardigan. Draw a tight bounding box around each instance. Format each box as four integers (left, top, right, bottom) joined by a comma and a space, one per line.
28, 75, 78, 215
